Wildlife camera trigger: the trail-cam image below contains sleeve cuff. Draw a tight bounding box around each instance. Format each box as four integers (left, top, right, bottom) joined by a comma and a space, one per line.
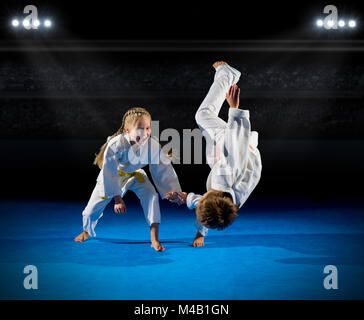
214, 65, 241, 83
228, 108, 249, 119
186, 192, 196, 210
194, 219, 209, 237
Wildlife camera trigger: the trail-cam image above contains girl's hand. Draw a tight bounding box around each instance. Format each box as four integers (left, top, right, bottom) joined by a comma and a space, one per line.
166, 191, 187, 205
226, 84, 240, 109
114, 197, 127, 214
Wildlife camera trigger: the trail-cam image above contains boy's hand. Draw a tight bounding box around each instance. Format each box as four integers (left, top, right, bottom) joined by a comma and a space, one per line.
165, 191, 187, 205
114, 196, 127, 214
226, 84, 240, 109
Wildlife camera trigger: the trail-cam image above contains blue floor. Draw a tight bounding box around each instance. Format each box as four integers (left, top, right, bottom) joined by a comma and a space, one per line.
0, 196, 363, 300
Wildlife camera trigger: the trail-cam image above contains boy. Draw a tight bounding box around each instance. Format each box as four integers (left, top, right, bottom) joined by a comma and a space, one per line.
166, 61, 262, 247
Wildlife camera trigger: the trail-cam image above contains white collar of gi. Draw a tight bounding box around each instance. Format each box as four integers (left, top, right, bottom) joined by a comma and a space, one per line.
123, 132, 131, 145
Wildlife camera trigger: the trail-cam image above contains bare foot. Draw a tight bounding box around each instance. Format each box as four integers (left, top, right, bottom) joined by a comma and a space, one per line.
192, 231, 205, 247
74, 231, 89, 242
213, 61, 228, 69
151, 240, 165, 252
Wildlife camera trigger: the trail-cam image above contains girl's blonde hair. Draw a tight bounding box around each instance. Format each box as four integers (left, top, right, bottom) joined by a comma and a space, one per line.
93, 107, 151, 169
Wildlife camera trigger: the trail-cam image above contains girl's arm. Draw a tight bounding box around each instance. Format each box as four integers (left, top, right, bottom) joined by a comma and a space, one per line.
148, 139, 182, 199
165, 191, 187, 205
113, 195, 126, 214
98, 143, 122, 198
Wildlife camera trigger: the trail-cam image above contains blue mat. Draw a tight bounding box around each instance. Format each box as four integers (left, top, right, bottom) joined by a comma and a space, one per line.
0, 197, 363, 299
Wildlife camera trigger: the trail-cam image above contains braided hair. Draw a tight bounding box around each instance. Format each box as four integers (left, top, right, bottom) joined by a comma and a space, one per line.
93, 107, 151, 169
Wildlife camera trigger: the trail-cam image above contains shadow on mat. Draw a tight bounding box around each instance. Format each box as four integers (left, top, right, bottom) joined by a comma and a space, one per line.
0, 233, 363, 267
0, 237, 177, 267
161, 233, 364, 266
205, 233, 364, 266
96, 238, 187, 245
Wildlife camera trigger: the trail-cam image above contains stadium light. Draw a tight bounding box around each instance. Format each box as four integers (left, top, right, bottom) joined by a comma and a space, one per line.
10, 17, 53, 30
338, 20, 345, 27
315, 17, 358, 30
33, 19, 40, 27
11, 19, 19, 27
22, 19, 30, 28
44, 19, 52, 27
316, 19, 324, 27
326, 20, 334, 28
348, 20, 356, 28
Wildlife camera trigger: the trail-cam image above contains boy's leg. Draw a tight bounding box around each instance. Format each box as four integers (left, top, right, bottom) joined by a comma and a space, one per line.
195, 63, 241, 166
195, 63, 241, 132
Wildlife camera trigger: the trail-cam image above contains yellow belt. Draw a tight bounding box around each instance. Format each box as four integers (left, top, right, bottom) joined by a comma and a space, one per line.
118, 170, 146, 183
100, 170, 145, 200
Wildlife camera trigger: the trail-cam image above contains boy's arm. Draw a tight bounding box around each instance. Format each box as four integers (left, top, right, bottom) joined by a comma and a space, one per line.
225, 108, 251, 172
165, 191, 209, 236
218, 83, 251, 177
210, 107, 251, 194
186, 193, 209, 237
165, 191, 203, 210
224, 83, 252, 171
194, 220, 209, 237
165, 191, 201, 208
186, 192, 202, 209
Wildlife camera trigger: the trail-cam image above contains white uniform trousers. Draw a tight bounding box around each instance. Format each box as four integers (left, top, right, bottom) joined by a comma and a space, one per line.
82, 169, 160, 237
195, 64, 241, 168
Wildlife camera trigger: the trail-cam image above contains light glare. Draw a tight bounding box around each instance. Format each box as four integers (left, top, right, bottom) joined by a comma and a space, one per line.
348, 20, 356, 28
327, 20, 334, 28
316, 19, 324, 27
12, 19, 19, 27
338, 20, 345, 27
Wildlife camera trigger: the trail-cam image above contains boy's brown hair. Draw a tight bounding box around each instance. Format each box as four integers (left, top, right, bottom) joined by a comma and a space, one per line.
196, 190, 238, 230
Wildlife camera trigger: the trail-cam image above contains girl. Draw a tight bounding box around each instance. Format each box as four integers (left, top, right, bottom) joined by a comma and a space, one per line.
74, 107, 181, 251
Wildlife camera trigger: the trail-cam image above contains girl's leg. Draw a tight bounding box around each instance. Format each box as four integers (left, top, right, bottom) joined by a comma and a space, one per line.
74, 182, 112, 241
150, 223, 164, 252
129, 172, 164, 251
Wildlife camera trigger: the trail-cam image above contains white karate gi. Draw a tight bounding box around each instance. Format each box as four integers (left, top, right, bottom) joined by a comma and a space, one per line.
186, 64, 262, 236
82, 133, 181, 237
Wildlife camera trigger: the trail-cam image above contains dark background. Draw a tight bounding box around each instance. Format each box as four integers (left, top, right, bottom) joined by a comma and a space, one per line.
0, 0, 363, 202
0, 1, 363, 40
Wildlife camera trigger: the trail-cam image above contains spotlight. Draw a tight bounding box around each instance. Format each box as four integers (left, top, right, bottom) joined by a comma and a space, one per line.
33, 19, 40, 27
22, 19, 30, 27
338, 20, 345, 27
316, 19, 324, 27
348, 20, 356, 28
11, 19, 19, 27
326, 20, 334, 28
44, 19, 52, 27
